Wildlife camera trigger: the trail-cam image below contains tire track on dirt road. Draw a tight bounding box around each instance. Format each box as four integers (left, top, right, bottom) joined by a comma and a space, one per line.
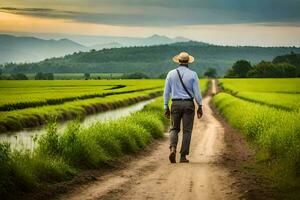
59, 80, 241, 200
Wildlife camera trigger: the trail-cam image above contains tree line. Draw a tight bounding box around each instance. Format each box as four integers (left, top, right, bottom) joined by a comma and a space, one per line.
225, 52, 300, 78
2, 41, 300, 77
0, 72, 55, 80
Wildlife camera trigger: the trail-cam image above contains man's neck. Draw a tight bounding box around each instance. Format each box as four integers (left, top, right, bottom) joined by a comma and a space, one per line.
179, 64, 189, 67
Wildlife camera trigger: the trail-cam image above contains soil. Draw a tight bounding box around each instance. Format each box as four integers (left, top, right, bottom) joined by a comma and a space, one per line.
26, 80, 276, 200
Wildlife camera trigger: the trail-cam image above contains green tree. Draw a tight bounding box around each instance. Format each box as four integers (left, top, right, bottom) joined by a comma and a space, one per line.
273, 52, 300, 77
204, 68, 217, 78
248, 61, 297, 78
35, 72, 54, 80
158, 72, 168, 79
46, 73, 54, 80
10, 73, 28, 80
226, 60, 252, 78
84, 73, 91, 80
122, 72, 149, 79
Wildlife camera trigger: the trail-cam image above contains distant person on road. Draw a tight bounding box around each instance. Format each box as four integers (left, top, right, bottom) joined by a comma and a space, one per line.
164, 52, 203, 163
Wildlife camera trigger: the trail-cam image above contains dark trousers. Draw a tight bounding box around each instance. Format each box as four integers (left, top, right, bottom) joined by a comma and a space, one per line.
169, 100, 195, 156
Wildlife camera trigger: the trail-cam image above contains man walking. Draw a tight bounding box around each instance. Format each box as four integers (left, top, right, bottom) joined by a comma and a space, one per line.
164, 52, 203, 163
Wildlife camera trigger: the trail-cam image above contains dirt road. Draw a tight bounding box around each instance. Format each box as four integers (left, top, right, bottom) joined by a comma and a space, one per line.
59, 80, 241, 200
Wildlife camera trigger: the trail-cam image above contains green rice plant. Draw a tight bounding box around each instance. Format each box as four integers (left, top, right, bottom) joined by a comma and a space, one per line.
0, 89, 162, 132
59, 126, 109, 168
0, 142, 12, 196
213, 92, 300, 172
10, 150, 74, 186
128, 111, 164, 139
0, 82, 168, 198
0, 142, 75, 198
200, 79, 209, 95
234, 92, 300, 111
143, 97, 170, 126
37, 122, 60, 157
35, 96, 166, 168
219, 78, 300, 93
0, 80, 164, 111
84, 122, 123, 158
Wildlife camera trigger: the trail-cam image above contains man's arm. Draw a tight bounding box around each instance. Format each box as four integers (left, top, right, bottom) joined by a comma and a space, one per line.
192, 73, 202, 106
163, 72, 171, 109
192, 73, 203, 118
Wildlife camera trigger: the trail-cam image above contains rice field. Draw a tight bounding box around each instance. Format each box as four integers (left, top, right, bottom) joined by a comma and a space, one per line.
0, 80, 164, 111
0, 78, 208, 197
219, 78, 300, 93
0, 79, 208, 132
214, 78, 300, 181
219, 78, 300, 111
0, 97, 167, 197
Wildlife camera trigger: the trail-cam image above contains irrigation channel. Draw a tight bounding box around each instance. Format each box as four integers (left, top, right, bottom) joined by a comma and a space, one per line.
0, 99, 155, 150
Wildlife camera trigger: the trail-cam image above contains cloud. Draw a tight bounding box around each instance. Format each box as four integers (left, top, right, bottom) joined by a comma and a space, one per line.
1, 0, 300, 27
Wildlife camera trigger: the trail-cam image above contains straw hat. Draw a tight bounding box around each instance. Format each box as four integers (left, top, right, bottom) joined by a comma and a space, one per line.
172, 52, 195, 64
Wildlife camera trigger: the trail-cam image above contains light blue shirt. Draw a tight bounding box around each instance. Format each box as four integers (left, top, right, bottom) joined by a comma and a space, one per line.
163, 65, 202, 109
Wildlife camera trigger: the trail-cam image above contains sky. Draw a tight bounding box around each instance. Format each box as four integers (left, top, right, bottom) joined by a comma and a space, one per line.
1, 0, 300, 46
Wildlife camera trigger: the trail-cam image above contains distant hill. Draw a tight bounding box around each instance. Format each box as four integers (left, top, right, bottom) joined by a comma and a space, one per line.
0, 34, 87, 64
7, 32, 193, 46
0, 34, 194, 64
63, 34, 191, 47
89, 42, 123, 50
3, 41, 300, 77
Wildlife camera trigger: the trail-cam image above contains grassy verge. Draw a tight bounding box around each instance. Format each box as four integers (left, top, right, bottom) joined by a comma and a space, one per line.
0, 89, 162, 132
213, 92, 300, 198
200, 79, 209, 96
0, 97, 167, 199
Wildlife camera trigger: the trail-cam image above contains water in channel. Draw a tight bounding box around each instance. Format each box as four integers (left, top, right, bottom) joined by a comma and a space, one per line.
0, 99, 155, 150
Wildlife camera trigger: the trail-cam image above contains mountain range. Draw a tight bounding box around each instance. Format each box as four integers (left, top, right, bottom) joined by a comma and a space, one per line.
0, 34, 191, 64
3, 40, 300, 77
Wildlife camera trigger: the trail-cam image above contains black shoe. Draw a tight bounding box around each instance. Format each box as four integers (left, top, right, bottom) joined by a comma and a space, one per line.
180, 156, 189, 163
169, 147, 176, 163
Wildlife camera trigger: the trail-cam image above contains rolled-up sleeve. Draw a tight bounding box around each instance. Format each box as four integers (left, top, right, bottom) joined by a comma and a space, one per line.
192, 73, 202, 106
163, 72, 171, 109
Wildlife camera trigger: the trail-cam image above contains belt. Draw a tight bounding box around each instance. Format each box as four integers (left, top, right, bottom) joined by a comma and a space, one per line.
172, 98, 193, 102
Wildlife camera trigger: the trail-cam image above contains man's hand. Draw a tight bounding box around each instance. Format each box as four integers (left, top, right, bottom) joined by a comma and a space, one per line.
164, 108, 171, 119
197, 106, 203, 119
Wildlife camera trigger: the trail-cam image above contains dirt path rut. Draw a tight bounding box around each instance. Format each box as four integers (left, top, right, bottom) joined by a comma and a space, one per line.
59, 80, 240, 200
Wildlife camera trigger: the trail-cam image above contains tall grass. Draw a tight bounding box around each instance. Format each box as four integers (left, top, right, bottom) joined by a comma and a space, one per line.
213, 93, 300, 177
0, 97, 167, 198
200, 79, 209, 96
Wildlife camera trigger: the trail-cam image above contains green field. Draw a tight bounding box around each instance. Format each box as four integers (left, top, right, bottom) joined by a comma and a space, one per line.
0, 97, 167, 198
0, 80, 164, 132
0, 80, 163, 110
0, 79, 209, 197
214, 78, 300, 189
0, 79, 208, 132
219, 78, 300, 93
219, 78, 300, 111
